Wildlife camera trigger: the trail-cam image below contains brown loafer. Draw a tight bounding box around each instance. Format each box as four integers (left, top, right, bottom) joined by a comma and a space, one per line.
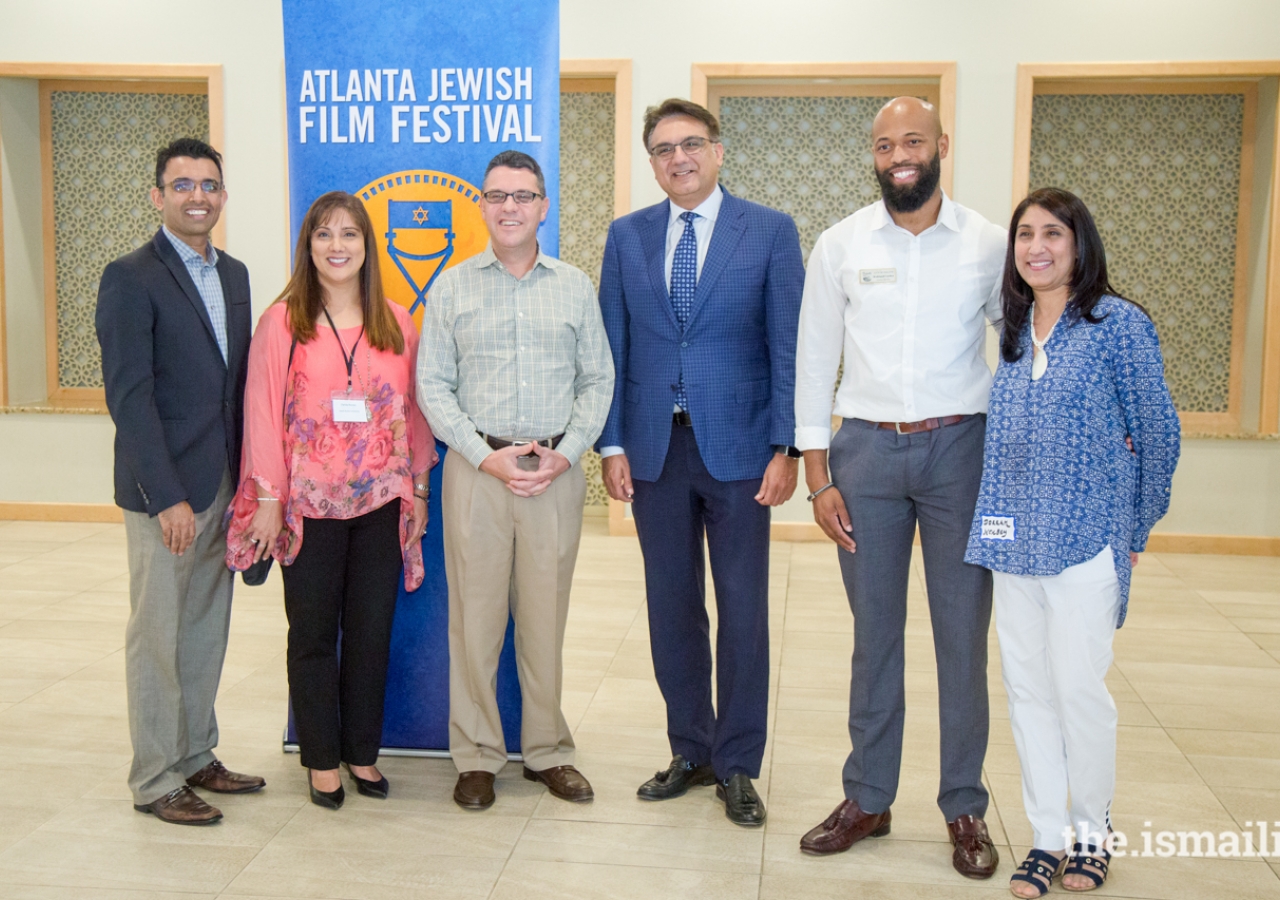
134, 785, 222, 825
523, 765, 593, 802
186, 759, 266, 794
800, 799, 891, 855
453, 771, 496, 810
947, 814, 999, 879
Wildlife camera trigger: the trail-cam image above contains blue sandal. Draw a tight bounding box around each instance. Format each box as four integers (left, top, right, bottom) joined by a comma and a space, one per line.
1062, 842, 1110, 892
1010, 849, 1066, 897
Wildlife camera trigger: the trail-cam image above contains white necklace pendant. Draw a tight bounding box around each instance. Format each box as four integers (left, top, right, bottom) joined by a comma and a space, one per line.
1031, 348, 1048, 381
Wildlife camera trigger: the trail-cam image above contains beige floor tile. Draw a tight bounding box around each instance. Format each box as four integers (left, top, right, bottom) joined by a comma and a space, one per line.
1210, 785, 1280, 828
226, 844, 502, 900
1113, 629, 1279, 668
491, 859, 761, 900
0, 832, 257, 894
760, 873, 1010, 899
1147, 703, 1280, 732
0, 888, 216, 900
512, 819, 764, 872
1085, 853, 1280, 899
1166, 728, 1280, 759
1187, 755, 1280, 789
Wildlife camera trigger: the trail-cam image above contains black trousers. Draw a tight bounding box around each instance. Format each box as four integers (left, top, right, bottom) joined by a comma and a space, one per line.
281, 501, 403, 770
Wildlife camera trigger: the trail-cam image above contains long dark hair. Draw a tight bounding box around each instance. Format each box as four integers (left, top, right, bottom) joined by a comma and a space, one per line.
275, 191, 404, 354
1000, 187, 1143, 363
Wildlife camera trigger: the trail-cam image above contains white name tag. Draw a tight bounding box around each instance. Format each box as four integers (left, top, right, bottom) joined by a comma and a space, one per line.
981, 516, 1016, 540
858, 267, 897, 285
331, 395, 370, 423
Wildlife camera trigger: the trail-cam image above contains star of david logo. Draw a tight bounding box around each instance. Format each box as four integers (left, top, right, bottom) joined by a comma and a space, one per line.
412, 206, 430, 224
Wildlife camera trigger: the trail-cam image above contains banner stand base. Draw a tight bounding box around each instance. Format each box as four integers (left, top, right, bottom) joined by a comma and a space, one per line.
283, 736, 523, 762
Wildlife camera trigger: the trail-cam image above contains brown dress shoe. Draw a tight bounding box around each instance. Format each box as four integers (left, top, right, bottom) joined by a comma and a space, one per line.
800, 799, 891, 855
454, 771, 496, 810
947, 814, 999, 879
134, 785, 223, 825
186, 759, 266, 794
523, 765, 593, 802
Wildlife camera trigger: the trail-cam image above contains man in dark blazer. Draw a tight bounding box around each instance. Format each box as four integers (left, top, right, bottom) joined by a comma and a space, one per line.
597, 99, 805, 826
96, 137, 263, 826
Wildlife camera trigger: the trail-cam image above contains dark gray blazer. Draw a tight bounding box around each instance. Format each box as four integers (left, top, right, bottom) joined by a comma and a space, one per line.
95, 228, 252, 515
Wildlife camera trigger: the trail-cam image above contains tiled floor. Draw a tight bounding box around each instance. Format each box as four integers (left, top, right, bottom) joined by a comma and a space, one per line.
0, 517, 1278, 899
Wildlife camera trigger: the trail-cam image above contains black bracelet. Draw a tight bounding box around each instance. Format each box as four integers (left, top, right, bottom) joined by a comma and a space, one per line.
806, 482, 837, 502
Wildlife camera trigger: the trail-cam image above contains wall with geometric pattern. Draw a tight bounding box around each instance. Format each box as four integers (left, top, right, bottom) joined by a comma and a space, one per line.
558, 89, 616, 507
718, 94, 899, 259
48, 88, 209, 389
1029, 92, 1246, 415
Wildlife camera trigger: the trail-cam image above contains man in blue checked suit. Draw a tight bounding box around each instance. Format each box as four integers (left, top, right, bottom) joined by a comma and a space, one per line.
596, 98, 805, 826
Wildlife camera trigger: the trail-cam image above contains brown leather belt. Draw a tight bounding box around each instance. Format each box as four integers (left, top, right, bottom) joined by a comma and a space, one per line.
481, 433, 564, 451
872, 414, 969, 435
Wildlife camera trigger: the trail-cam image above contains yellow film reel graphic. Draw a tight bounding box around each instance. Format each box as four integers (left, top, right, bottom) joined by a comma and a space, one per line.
357, 170, 489, 328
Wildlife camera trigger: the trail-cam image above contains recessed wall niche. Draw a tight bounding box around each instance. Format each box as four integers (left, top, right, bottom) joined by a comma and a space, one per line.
1014, 63, 1280, 436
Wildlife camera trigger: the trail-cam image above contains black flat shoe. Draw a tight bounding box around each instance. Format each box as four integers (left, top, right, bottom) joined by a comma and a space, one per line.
344, 762, 389, 799
308, 771, 345, 810
637, 755, 717, 801
716, 774, 766, 827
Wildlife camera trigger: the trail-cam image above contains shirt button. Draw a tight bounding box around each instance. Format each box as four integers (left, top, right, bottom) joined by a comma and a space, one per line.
521, 381, 527, 386
681, 341, 689, 348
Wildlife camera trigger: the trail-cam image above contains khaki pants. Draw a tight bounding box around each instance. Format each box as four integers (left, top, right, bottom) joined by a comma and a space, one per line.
442, 451, 584, 773
122, 471, 234, 805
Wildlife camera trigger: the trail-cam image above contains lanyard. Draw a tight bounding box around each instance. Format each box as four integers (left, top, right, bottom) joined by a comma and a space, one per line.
321, 307, 365, 392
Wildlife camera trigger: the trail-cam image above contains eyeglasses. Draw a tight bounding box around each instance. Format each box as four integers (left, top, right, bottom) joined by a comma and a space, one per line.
481, 189, 543, 205
161, 178, 224, 194
648, 136, 714, 160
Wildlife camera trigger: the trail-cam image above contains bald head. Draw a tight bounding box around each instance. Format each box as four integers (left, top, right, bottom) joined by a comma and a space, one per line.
872, 96, 943, 143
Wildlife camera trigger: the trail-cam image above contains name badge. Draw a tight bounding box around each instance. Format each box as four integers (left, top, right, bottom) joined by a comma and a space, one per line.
981, 516, 1016, 541
858, 267, 897, 285
331, 392, 370, 423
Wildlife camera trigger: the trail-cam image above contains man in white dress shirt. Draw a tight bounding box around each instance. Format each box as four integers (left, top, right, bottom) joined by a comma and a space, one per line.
793, 97, 1005, 880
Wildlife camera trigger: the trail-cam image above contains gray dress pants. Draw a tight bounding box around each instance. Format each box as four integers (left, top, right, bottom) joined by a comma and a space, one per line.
122, 471, 234, 805
828, 416, 991, 821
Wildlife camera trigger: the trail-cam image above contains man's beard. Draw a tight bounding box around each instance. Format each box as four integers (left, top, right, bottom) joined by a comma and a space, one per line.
876, 152, 942, 213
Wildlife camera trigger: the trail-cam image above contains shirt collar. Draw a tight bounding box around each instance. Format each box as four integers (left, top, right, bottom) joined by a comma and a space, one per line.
667, 183, 723, 230
869, 191, 960, 235
162, 225, 218, 267
477, 243, 562, 275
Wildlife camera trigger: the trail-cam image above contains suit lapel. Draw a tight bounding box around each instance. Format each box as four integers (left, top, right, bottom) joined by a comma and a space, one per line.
639, 201, 679, 330
152, 229, 223, 365
685, 189, 746, 328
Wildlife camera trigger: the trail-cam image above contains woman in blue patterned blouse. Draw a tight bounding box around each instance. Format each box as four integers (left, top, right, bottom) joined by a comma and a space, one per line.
965, 188, 1180, 897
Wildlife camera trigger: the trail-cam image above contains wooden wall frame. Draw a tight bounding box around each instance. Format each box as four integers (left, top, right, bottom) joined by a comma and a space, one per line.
692, 62, 958, 196
560, 59, 632, 221
0, 63, 224, 410
1013, 62, 1280, 435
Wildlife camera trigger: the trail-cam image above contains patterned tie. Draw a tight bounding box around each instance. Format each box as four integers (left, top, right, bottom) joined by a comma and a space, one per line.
670, 210, 698, 411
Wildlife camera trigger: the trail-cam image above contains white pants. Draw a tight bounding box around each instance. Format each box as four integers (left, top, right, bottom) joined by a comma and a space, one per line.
994, 546, 1121, 850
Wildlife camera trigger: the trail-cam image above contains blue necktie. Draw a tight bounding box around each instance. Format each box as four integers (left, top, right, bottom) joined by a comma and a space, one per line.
671, 211, 698, 411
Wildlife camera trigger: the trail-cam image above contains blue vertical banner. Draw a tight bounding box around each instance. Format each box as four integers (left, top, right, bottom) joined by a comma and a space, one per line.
282, 0, 560, 328
281, 0, 560, 754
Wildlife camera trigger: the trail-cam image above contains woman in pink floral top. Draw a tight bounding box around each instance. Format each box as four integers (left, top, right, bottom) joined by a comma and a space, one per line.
226, 191, 437, 809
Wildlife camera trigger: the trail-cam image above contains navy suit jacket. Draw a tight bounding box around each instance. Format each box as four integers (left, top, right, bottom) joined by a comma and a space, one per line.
596, 188, 805, 483
96, 229, 252, 515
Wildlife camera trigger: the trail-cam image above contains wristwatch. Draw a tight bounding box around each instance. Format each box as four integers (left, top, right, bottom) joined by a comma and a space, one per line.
773, 445, 803, 459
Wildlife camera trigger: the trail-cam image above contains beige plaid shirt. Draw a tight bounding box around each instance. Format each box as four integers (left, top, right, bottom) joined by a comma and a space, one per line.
416, 246, 614, 469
